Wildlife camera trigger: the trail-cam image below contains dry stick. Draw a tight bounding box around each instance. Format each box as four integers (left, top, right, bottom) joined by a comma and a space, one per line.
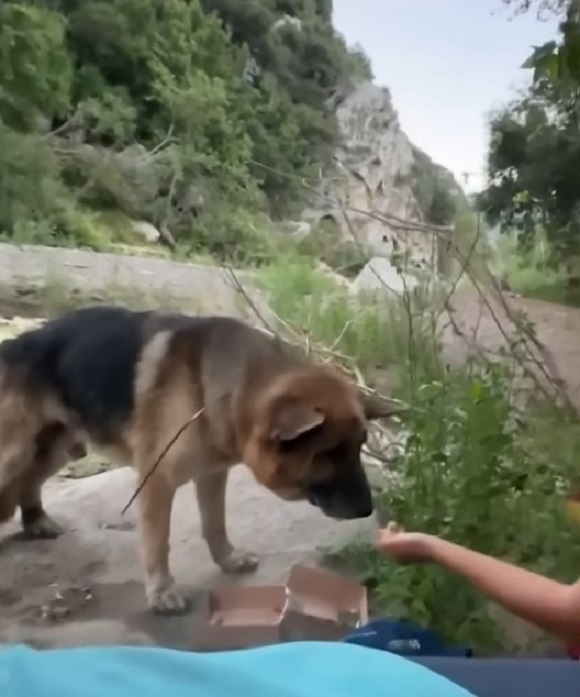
252, 158, 573, 418
121, 407, 205, 516
348, 203, 574, 411
349, 198, 565, 413
439, 213, 482, 323
455, 243, 575, 411
223, 266, 274, 334
477, 256, 575, 412
224, 257, 407, 454
335, 190, 428, 395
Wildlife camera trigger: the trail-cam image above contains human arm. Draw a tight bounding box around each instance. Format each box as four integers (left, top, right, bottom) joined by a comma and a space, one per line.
378, 524, 580, 644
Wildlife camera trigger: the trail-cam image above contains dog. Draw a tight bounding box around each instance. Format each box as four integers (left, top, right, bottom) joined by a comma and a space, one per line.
0, 306, 396, 614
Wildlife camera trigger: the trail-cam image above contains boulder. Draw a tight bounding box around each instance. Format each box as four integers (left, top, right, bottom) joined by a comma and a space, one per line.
351, 257, 419, 296
130, 220, 161, 244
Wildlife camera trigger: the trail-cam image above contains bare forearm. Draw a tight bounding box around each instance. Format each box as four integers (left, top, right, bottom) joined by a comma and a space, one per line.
423, 535, 580, 643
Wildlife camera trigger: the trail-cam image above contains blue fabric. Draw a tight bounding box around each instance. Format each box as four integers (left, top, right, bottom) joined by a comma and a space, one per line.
414, 657, 580, 697
343, 619, 472, 657
0, 641, 476, 697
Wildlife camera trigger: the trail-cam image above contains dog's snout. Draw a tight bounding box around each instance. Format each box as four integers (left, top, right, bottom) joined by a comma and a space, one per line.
353, 497, 374, 519
308, 472, 374, 520
338, 493, 374, 520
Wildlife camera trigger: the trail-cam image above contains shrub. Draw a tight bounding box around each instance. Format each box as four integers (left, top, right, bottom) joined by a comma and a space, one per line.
327, 362, 580, 653
256, 258, 443, 386
257, 253, 580, 654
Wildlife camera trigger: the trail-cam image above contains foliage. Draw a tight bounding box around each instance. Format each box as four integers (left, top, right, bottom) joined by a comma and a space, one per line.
328, 362, 580, 653
481, 1, 580, 288
256, 257, 443, 388
493, 228, 580, 305
0, 2, 72, 131
481, 95, 580, 247
294, 219, 370, 276
502, 0, 568, 17
411, 146, 465, 226
255, 250, 580, 652
0, 0, 371, 254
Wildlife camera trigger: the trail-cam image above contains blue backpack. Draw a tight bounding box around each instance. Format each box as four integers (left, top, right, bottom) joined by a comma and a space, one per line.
343, 619, 472, 658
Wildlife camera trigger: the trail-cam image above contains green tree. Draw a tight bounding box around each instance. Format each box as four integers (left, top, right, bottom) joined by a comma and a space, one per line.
0, 0, 374, 252
0, 2, 72, 131
480, 1, 580, 293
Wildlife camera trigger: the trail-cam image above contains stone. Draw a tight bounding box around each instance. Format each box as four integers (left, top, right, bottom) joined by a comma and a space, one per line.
302, 82, 458, 269
131, 220, 161, 244
351, 256, 419, 296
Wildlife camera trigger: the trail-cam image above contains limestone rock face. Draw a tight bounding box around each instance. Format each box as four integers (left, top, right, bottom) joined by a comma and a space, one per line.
303, 81, 451, 267
350, 256, 419, 296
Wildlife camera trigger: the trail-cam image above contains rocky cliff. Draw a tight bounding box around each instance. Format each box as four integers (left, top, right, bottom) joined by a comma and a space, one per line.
302, 82, 466, 269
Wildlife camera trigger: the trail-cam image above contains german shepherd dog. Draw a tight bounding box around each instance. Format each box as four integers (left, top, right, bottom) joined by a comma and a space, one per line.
0, 307, 395, 614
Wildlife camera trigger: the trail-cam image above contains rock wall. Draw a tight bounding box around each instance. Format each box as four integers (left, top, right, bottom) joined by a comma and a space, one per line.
303, 81, 463, 270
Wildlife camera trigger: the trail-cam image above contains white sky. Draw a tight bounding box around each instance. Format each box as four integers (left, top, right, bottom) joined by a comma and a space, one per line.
333, 0, 559, 191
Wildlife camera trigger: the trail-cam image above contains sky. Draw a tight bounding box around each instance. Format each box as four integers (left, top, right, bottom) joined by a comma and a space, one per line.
332, 0, 560, 192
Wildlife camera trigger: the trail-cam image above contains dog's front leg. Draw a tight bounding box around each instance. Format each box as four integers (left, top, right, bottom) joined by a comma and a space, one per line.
195, 468, 258, 574
137, 474, 189, 615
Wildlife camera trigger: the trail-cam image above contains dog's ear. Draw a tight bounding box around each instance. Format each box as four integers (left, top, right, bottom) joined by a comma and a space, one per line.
271, 403, 325, 443
359, 392, 405, 421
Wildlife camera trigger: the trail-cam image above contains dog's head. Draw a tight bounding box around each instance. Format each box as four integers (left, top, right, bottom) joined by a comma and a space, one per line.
242, 368, 397, 521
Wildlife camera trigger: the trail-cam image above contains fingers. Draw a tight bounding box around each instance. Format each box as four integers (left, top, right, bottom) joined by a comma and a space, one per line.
379, 521, 405, 537
377, 521, 405, 549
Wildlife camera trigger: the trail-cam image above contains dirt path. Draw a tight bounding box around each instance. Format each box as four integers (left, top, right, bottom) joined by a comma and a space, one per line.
442, 289, 580, 410
0, 468, 374, 648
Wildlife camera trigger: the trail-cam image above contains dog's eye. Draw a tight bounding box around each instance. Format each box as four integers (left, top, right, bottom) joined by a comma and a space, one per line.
325, 436, 365, 462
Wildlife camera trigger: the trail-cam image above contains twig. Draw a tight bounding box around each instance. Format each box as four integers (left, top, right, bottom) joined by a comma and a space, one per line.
121, 408, 205, 516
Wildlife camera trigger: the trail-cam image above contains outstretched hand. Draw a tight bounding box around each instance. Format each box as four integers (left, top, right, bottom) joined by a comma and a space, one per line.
376, 522, 433, 564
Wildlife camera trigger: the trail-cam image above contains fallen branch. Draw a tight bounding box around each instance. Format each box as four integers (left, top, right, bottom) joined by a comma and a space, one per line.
121, 407, 205, 515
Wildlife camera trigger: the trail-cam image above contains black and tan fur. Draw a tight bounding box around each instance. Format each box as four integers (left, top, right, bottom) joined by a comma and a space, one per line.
0, 307, 394, 614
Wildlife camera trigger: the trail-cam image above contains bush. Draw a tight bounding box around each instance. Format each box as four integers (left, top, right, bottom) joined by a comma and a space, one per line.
327, 362, 580, 653
495, 231, 574, 305
0, 126, 66, 235
256, 258, 443, 388
294, 220, 369, 276
257, 253, 580, 654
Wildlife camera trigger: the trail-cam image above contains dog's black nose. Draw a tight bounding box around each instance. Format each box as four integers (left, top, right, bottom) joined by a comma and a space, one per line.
308, 478, 374, 520
340, 498, 374, 520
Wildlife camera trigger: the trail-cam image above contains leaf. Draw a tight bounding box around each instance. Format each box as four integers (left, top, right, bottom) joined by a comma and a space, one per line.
521, 41, 558, 69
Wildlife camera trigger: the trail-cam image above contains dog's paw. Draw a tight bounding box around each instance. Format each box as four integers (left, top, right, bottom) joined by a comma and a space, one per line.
219, 549, 259, 575
146, 584, 191, 616
22, 514, 64, 540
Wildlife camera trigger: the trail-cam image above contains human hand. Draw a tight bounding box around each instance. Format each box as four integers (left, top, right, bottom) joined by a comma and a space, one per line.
376, 522, 434, 564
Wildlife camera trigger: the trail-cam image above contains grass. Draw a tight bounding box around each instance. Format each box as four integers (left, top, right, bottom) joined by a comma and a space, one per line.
326, 368, 580, 654
495, 231, 580, 308
254, 256, 444, 396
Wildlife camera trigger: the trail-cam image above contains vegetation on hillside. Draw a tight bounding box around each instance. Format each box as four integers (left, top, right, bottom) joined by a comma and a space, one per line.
0, 0, 373, 257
